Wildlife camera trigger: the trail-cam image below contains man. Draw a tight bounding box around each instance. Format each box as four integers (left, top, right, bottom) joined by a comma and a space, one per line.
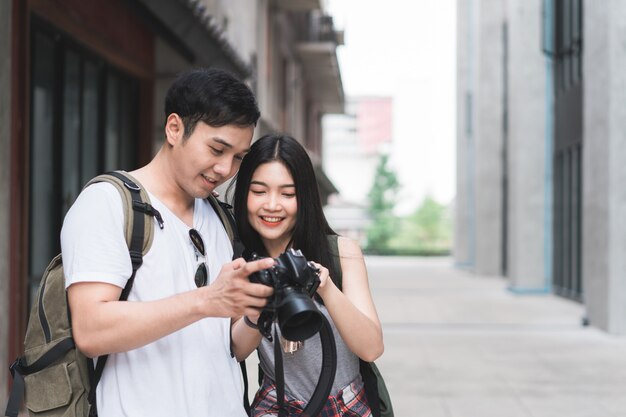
62, 68, 273, 416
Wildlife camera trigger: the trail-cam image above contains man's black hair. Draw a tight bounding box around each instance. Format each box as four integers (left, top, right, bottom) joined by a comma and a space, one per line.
164, 67, 260, 138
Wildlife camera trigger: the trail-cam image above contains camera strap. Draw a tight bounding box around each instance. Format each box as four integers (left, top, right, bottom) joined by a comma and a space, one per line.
273, 315, 337, 417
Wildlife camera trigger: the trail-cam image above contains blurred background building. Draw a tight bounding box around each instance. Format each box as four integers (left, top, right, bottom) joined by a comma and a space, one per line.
322, 96, 393, 244
455, 0, 626, 335
0, 0, 344, 403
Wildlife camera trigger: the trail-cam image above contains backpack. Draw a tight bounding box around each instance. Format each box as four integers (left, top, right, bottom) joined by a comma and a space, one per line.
5, 171, 242, 417
326, 235, 394, 417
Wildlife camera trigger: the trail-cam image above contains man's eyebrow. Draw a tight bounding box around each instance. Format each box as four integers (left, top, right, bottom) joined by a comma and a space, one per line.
212, 137, 251, 153
212, 138, 233, 148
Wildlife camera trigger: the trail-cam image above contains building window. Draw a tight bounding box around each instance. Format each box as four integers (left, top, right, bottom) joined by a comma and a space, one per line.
544, 0, 584, 301
29, 18, 139, 304
543, 0, 583, 91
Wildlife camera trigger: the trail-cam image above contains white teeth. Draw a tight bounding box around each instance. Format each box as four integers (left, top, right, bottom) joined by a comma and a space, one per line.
261, 216, 282, 223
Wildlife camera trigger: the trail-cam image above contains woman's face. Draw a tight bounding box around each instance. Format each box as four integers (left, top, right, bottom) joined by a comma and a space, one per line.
247, 161, 298, 254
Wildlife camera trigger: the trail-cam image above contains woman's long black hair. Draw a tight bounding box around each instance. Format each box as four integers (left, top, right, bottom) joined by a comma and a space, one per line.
230, 133, 338, 277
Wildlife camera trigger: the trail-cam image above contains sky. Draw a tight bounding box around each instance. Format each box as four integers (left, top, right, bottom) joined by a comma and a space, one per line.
325, 0, 457, 214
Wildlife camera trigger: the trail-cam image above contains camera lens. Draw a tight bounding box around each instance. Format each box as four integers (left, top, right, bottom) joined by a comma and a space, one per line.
277, 289, 323, 341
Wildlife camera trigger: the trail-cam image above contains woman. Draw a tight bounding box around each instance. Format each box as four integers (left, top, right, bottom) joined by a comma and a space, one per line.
229, 133, 384, 417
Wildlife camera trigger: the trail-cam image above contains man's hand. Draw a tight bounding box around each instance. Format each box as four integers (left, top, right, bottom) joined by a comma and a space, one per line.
201, 257, 275, 318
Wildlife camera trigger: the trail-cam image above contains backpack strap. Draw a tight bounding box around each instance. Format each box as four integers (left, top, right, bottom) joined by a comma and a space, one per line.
206, 194, 244, 260
5, 337, 76, 417
86, 171, 163, 254
82, 171, 162, 416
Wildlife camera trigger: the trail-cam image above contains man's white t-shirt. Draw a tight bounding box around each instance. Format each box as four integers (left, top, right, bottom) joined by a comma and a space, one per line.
61, 182, 246, 417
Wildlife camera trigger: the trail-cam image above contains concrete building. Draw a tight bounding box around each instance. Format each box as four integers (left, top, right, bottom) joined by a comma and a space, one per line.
455, 0, 626, 334
1, 0, 344, 405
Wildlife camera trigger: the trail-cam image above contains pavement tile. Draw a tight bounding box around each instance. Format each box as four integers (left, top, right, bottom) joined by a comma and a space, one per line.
444, 397, 532, 417
366, 256, 626, 417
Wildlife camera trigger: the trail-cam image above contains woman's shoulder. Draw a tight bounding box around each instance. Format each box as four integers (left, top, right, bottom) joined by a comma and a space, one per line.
334, 235, 364, 258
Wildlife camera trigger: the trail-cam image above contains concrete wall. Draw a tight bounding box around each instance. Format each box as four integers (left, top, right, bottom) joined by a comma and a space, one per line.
218, 0, 258, 65
0, 0, 11, 406
456, 0, 550, 288
474, 0, 504, 276
252, 4, 323, 147
455, 0, 504, 275
583, 0, 626, 334
506, 0, 548, 291
454, 0, 472, 267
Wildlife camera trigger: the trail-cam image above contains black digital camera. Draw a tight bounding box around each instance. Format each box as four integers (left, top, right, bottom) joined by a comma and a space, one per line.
250, 248, 323, 341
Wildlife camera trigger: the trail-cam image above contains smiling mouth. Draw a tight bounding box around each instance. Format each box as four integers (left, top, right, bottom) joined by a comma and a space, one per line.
260, 216, 284, 226
201, 174, 218, 186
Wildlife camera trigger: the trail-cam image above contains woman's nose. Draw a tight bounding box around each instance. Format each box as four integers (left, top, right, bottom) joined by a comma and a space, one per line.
264, 194, 280, 210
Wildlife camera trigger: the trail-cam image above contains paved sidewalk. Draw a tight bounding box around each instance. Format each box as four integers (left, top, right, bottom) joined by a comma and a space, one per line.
367, 256, 626, 417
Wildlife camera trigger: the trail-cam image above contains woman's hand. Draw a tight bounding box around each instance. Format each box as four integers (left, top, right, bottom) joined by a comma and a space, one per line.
312, 262, 336, 299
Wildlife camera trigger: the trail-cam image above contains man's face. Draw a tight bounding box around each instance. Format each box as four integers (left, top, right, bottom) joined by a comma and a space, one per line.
167, 116, 254, 199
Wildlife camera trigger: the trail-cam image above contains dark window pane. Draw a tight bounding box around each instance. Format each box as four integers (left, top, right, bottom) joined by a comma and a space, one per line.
571, 0, 581, 41
81, 61, 99, 184
561, 0, 571, 51
63, 50, 81, 215
30, 31, 57, 294
28, 19, 140, 310
105, 73, 120, 171
119, 77, 138, 170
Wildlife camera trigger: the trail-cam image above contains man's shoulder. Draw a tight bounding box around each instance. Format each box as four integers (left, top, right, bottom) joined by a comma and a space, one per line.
77, 181, 123, 204
63, 182, 125, 231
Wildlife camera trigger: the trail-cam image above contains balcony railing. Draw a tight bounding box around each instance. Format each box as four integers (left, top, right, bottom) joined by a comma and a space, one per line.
298, 11, 344, 45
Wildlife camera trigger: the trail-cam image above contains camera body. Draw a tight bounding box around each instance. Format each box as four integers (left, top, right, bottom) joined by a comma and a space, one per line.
251, 248, 320, 296
250, 248, 323, 341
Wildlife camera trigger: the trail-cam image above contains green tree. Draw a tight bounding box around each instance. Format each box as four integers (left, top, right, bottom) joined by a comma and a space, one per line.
389, 195, 452, 255
409, 195, 451, 251
365, 154, 400, 252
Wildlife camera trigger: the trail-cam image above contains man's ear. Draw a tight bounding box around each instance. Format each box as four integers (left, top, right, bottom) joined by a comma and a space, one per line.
165, 113, 184, 146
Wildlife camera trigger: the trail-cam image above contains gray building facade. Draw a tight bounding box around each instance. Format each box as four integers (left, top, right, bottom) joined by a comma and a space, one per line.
456, 0, 626, 334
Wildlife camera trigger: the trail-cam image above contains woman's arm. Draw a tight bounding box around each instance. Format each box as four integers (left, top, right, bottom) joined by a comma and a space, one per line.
231, 316, 264, 362
315, 237, 384, 362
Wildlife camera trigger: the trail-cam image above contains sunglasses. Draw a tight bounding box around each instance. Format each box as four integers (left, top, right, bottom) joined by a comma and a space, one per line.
189, 229, 208, 287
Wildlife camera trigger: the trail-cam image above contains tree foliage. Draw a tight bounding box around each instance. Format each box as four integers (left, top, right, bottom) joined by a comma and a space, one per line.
364, 154, 452, 256
365, 154, 400, 252
389, 195, 452, 254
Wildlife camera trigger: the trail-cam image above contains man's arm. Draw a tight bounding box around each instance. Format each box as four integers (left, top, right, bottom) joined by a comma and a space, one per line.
68, 257, 274, 358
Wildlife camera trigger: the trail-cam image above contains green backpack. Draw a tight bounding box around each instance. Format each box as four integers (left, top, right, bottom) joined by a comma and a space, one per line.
5, 171, 242, 417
